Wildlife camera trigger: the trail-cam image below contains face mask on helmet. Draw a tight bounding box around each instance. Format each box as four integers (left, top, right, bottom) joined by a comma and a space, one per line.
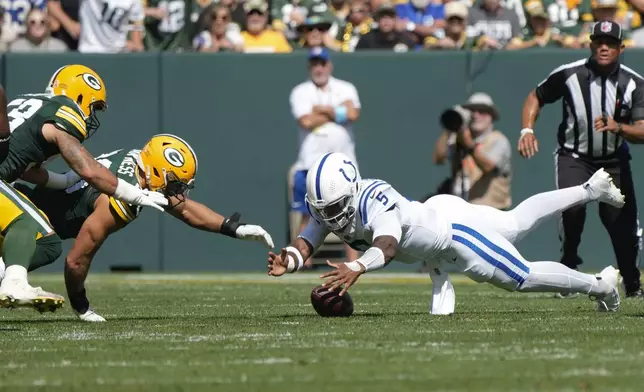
306, 190, 357, 231
141, 164, 195, 206
85, 101, 107, 138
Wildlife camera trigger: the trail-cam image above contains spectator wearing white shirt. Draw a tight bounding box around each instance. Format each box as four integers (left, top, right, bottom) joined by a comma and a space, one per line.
10, 9, 68, 52
289, 47, 361, 267
78, 0, 144, 53
193, 4, 244, 52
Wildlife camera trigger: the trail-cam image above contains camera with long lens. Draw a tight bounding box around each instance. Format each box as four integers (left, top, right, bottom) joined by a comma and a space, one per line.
440, 105, 471, 133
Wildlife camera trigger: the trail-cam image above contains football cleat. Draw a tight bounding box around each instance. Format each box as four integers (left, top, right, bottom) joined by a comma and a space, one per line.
591, 266, 620, 312
0, 284, 64, 312
583, 168, 625, 208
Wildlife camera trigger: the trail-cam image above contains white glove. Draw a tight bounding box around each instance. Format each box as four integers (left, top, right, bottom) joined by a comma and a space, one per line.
235, 224, 274, 249
113, 178, 168, 212
76, 309, 106, 322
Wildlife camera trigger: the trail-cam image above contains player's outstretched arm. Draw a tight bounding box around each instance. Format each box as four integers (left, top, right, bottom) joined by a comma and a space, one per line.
267, 237, 315, 277
42, 124, 167, 211
166, 198, 274, 249
322, 210, 402, 296
0, 84, 10, 163
65, 195, 126, 322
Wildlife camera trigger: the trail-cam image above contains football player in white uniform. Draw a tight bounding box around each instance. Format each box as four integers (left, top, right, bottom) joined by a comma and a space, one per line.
268, 152, 623, 314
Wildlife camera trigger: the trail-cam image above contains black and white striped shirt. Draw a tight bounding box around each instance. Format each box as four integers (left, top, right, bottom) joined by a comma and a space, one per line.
536, 58, 644, 158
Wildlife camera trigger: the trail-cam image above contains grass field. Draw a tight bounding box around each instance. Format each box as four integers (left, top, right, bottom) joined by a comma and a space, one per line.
1, 272, 644, 392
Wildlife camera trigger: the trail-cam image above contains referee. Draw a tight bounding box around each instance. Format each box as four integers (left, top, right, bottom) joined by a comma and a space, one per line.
518, 20, 644, 298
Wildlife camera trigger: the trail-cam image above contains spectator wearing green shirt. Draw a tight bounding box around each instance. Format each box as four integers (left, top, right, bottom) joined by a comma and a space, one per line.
425, 1, 478, 50
507, 1, 578, 49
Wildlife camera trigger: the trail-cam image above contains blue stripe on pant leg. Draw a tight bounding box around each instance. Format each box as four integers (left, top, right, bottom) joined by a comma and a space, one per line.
452, 224, 530, 274
452, 235, 526, 285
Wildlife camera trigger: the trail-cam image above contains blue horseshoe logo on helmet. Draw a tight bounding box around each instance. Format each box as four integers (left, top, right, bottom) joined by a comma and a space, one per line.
339, 160, 357, 182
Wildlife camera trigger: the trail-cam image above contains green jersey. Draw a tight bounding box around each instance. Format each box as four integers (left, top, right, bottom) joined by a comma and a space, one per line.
534, 0, 592, 36
144, 0, 208, 52
18, 148, 142, 240
0, 93, 87, 184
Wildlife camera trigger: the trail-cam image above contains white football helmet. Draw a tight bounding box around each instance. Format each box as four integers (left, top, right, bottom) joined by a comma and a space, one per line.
305, 153, 361, 231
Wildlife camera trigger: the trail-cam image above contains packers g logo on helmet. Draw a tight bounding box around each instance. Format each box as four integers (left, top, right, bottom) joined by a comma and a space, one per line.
82, 73, 102, 91
138, 134, 198, 199
46, 64, 107, 138
163, 148, 185, 168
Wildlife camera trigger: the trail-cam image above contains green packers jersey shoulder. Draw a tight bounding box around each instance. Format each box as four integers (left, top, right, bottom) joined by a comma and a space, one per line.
0, 93, 88, 183
88, 148, 143, 224
19, 148, 143, 240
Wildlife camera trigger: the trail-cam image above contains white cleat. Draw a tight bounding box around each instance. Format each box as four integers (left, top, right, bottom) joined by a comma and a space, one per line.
584, 168, 625, 208
592, 266, 621, 312
76, 309, 106, 322
0, 283, 64, 313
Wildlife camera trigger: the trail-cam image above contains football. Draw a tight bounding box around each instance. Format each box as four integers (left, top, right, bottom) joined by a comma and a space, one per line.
310, 285, 354, 317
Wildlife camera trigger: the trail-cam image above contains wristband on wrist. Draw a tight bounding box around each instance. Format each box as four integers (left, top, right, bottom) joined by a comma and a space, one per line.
285, 246, 304, 273
334, 105, 348, 124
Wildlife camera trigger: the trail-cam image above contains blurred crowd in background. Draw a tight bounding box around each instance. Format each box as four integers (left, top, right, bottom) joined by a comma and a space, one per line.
0, 0, 643, 53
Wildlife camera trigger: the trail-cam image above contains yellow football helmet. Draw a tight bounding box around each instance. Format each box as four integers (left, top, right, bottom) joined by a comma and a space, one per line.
46, 64, 107, 137
137, 134, 198, 198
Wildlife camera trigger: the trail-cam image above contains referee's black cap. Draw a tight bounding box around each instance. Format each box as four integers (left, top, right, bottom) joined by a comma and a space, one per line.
590, 20, 623, 42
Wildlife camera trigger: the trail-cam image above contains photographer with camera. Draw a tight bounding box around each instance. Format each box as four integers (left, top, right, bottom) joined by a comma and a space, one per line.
432, 93, 512, 210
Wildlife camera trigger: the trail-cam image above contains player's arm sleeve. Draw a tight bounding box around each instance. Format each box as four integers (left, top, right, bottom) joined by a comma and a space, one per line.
631, 82, 644, 121
290, 87, 312, 119
298, 218, 330, 254
49, 105, 88, 141
534, 67, 566, 105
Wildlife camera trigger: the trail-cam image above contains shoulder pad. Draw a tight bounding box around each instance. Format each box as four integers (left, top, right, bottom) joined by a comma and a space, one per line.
356, 179, 399, 226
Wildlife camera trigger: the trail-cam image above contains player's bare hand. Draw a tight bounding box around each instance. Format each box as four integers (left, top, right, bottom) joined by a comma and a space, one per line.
518, 132, 539, 159
268, 248, 288, 277
320, 260, 364, 296
595, 115, 619, 133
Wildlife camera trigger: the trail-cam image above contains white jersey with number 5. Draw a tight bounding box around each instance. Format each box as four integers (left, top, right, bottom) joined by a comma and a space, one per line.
78, 0, 144, 53
300, 179, 452, 264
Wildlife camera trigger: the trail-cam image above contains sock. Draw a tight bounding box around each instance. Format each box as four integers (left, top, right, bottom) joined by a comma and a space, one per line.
2, 216, 40, 269
27, 234, 62, 272
518, 261, 611, 296
511, 186, 588, 241
2, 265, 28, 287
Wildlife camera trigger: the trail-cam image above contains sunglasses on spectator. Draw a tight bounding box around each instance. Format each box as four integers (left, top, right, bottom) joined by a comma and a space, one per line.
447, 16, 465, 23
29, 18, 46, 26
247, 9, 264, 16
307, 24, 329, 32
